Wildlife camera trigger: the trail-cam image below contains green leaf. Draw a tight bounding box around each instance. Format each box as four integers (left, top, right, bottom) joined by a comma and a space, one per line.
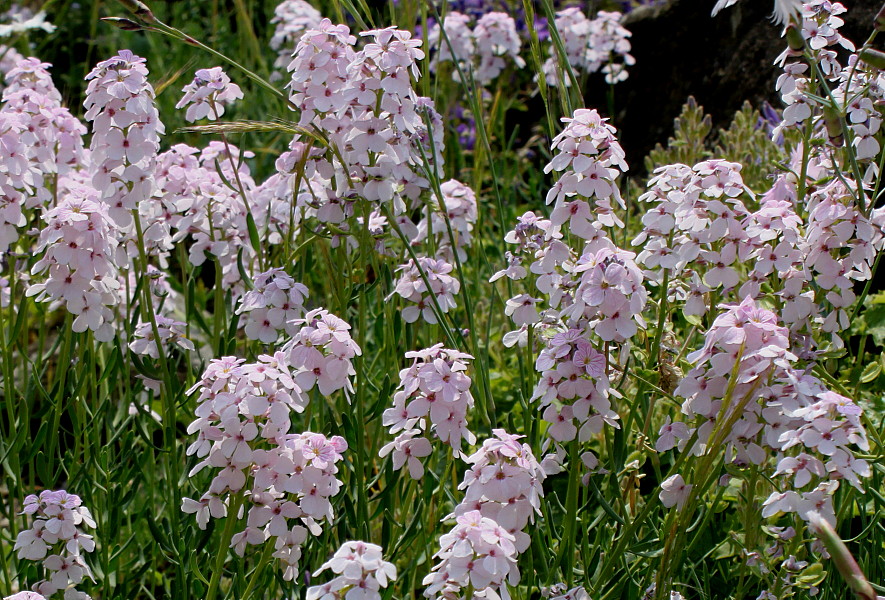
246, 212, 261, 256
860, 361, 881, 383
796, 562, 826, 586
858, 291, 885, 346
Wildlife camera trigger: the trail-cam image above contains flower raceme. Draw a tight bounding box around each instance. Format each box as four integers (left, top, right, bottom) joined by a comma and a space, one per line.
84, 49, 164, 229
658, 297, 871, 528
389, 256, 461, 325
423, 510, 519, 600
450, 430, 546, 554
286, 19, 443, 218
281, 308, 361, 398
14, 490, 96, 600
0, 57, 87, 249
532, 327, 620, 447
545, 108, 629, 239
26, 186, 122, 341
156, 141, 257, 293
176, 67, 243, 123
541, 8, 634, 85
423, 431, 546, 600
306, 541, 397, 600
381, 344, 476, 468
128, 315, 194, 357
269, 0, 322, 78
413, 179, 478, 262
0, 54, 88, 254
429, 11, 524, 84
183, 353, 347, 581
236, 268, 309, 344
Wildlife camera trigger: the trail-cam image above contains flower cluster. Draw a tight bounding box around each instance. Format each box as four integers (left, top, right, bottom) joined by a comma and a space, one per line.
285, 19, 356, 124
773, 1, 853, 129
532, 327, 619, 445
154, 141, 257, 292
634, 157, 885, 348
424, 510, 519, 600
542, 8, 634, 85
0, 44, 24, 84
236, 268, 309, 343
668, 297, 794, 461
761, 370, 870, 526
0, 55, 89, 270
26, 186, 121, 341
493, 113, 643, 465
451, 430, 546, 553
284, 16, 447, 236
281, 308, 361, 397
84, 50, 164, 228
429, 11, 524, 84
306, 541, 397, 600
545, 108, 629, 239
270, 0, 323, 77
414, 179, 477, 262
129, 315, 194, 358
381, 344, 476, 465
660, 297, 871, 526
0, 110, 34, 252
632, 160, 753, 308
4, 56, 61, 103
185, 354, 307, 486
14, 490, 96, 599
389, 256, 460, 324
2, 58, 87, 185
802, 179, 884, 338
184, 353, 348, 580
490, 212, 563, 330
472, 12, 524, 82
176, 67, 243, 122
563, 247, 647, 342
427, 12, 473, 74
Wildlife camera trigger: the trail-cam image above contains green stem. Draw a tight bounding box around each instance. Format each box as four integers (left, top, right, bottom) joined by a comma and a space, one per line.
241, 541, 274, 600
205, 493, 245, 600
560, 439, 581, 587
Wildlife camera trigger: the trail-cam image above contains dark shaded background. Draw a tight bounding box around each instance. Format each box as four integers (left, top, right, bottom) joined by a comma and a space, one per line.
595, 0, 883, 167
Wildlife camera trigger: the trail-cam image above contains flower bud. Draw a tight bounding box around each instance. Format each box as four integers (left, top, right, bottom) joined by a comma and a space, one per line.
115, 0, 157, 23
875, 3, 885, 31
101, 17, 144, 31
823, 106, 844, 147
785, 23, 805, 52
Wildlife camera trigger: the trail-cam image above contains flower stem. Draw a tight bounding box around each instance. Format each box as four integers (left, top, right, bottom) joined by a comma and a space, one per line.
205, 492, 245, 600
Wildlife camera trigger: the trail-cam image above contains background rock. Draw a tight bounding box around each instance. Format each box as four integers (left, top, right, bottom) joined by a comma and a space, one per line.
587, 0, 883, 169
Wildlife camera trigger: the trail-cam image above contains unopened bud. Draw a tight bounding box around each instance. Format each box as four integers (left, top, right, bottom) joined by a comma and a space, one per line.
875, 3, 885, 31
101, 17, 144, 31
808, 512, 877, 600
859, 48, 885, 71
115, 0, 157, 23
823, 106, 844, 147
785, 23, 804, 52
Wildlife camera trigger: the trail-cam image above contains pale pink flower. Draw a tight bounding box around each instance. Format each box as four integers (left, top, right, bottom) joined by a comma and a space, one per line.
659, 474, 692, 510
